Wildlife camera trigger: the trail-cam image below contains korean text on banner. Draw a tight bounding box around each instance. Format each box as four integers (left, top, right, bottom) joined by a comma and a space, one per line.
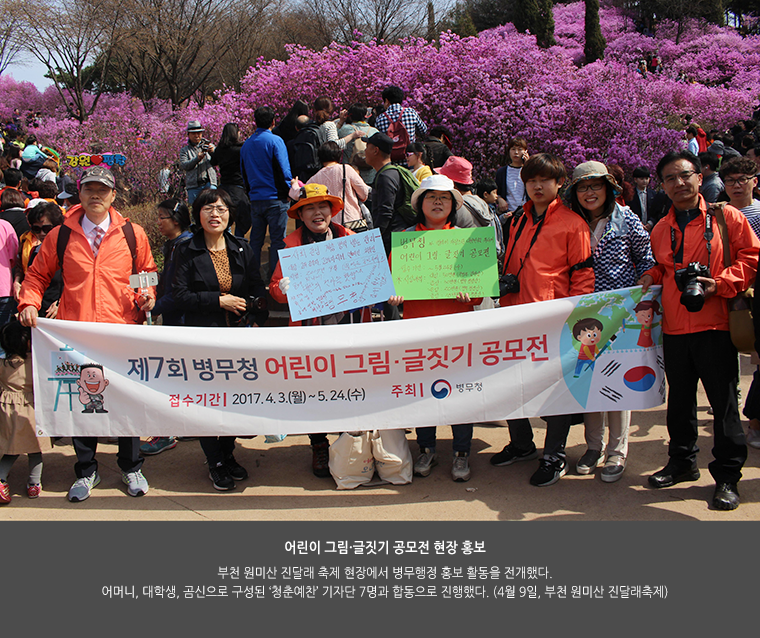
391, 228, 499, 300
278, 228, 395, 322
31, 286, 664, 437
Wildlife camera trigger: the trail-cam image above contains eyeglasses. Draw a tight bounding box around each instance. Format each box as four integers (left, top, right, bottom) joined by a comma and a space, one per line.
662, 170, 698, 185
576, 182, 605, 193
32, 224, 54, 234
200, 205, 228, 214
724, 175, 755, 187
426, 194, 452, 203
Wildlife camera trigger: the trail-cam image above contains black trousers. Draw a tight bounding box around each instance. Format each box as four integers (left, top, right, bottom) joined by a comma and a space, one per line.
663, 330, 746, 483
73, 437, 143, 478
507, 415, 573, 458
200, 436, 236, 467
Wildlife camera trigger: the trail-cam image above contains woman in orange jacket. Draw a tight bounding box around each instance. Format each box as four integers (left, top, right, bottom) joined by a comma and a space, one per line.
388, 174, 481, 482
270, 184, 370, 478
491, 153, 595, 487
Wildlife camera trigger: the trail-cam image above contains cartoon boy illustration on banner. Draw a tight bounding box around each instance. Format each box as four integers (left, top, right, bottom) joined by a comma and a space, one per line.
77, 364, 110, 413
572, 318, 603, 377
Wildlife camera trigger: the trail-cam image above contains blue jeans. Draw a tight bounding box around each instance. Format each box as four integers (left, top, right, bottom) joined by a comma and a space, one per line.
186, 182, 215, 205
417, 424, 473, 454
249, 199, 289, 280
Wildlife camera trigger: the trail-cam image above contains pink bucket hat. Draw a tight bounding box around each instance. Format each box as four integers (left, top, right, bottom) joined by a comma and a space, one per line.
434, 156, 473, 185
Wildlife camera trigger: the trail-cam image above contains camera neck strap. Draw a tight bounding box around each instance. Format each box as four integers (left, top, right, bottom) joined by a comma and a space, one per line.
504, 210, 547, 277
670, 210, 712, 276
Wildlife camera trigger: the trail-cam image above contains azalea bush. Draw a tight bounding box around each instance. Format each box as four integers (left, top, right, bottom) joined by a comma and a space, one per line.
3, 1, 759, 199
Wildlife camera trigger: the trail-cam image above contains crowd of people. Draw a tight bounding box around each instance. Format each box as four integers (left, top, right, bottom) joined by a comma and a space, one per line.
1, 87, 760, 514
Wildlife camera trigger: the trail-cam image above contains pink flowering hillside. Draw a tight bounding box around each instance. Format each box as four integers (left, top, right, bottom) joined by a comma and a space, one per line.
5, 1, 759, 198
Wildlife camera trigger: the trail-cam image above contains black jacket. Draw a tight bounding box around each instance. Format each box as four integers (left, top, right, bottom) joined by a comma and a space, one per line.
173, 231, 265, 327
1, 207, 31, 238
209, 144, 245, 188
627, 188, 670, 228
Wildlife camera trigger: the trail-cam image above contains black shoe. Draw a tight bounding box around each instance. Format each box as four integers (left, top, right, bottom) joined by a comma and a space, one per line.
490, 443, 539, 467
312, 442, 330, 478
224, 454, 249, 481
712, 482, 740, 510
648, 463, 700, 488
209, 463, 236, 491
529, 456, 567, 487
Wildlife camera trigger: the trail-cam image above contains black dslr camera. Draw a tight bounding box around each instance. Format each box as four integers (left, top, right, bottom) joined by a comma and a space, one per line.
199, 138, 212, 153
674, 262, 710, 313
230, 296, 268, 327
499, 273, 520, 296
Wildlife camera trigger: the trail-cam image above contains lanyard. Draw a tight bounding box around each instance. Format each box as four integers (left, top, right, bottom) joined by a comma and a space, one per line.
504, 210, 547, 277
670, 211, 712, 275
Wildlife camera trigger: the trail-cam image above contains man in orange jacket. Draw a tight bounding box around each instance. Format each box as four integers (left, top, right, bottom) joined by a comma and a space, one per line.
490, 153, 595, 486
19, 165, 157, 502
639, 150, 759, 510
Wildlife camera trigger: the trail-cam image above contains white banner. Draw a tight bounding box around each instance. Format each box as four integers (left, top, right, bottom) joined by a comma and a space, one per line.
31, 287, 665, 437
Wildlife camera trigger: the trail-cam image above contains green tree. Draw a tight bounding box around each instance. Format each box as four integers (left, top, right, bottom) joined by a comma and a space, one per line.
584, 0, 606, 63
465, 0, 515, 31
639, 0, 725, 42
440, 2, 478, 36
514, 0, 555, 48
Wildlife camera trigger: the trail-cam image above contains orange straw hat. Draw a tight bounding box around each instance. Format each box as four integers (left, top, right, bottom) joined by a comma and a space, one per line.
287, 183, 344, 219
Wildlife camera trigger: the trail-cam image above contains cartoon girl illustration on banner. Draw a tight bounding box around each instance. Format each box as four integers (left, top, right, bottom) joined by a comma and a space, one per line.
625, 299, 661, 348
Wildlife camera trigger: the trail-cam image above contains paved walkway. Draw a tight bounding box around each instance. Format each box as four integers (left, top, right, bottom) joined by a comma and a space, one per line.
2, 356, 759, 521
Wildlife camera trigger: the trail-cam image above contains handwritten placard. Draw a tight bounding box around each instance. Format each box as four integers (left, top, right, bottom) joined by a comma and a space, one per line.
278, 228, 396, 322
67, 153, 126, 168
391, 227, 499, 300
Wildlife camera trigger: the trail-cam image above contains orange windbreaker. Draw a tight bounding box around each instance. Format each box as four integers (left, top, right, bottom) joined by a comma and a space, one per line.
643, 196, 759, 335
18, 205, 157, 324
390, 223, 482, 319
499, 198, 594, 307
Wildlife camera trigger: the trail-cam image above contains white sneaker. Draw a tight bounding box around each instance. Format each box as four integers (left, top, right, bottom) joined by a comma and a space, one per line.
747, 428, 760, 449
122, 469, 149, 497
68, 473, 101, 502
451, 452, 471, 482
414, 448, 438, 477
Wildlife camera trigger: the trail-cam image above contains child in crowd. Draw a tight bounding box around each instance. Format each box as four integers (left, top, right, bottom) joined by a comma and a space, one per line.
388, 174, 481, 482
0, 319, 49, 504
495, 137, 529, 215
476, 178, 499, 218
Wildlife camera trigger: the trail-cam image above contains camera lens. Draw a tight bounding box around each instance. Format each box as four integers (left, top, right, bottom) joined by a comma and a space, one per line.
680, 279, 705, 312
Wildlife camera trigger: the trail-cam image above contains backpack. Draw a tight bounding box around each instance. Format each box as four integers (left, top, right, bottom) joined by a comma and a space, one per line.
287, 123, 326, 182
386, 108, 410, 162
349, 130, 371, 171
377, 163, 419, 226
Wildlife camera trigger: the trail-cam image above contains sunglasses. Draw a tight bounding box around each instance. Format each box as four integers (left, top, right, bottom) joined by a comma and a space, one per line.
32, 224, 54, 234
